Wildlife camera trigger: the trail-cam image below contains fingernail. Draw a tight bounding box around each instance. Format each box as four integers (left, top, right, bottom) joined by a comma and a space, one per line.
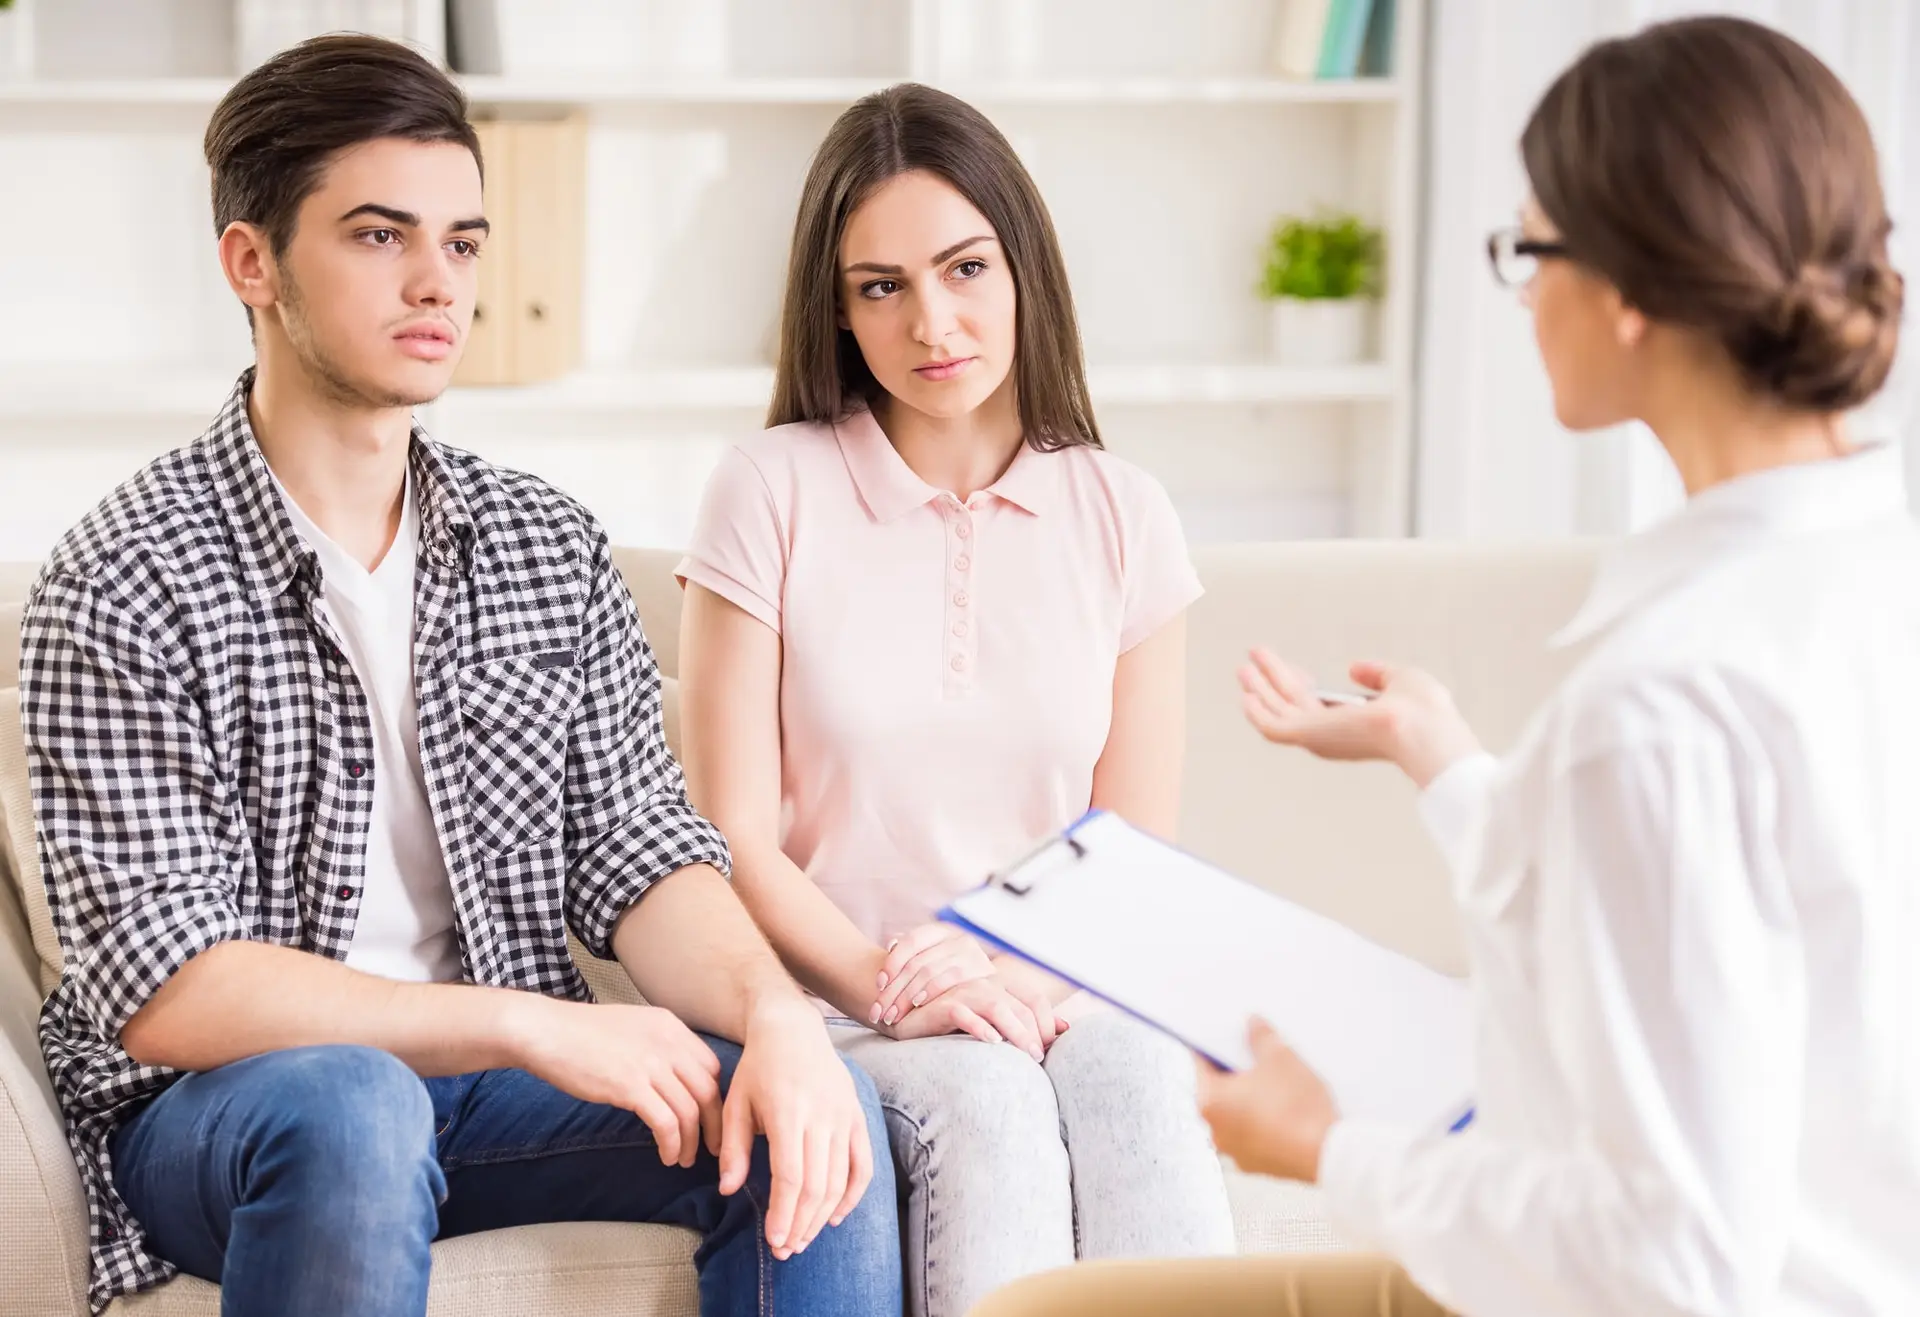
912, 992, 927, 1007
877, 972, 888, 990
887, 939, 899, 952
884, 1008, 899, 1025
770, 1229, 786, 1247
830, 1215, 844, 1227
868, 1004, 881, 1024
1031, 1048, 1044, 1062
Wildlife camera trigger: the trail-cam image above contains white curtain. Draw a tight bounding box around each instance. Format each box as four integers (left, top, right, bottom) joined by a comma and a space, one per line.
1414, 0, 1920, 538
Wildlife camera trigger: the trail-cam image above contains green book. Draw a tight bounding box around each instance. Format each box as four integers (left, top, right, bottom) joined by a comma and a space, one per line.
1316, 0, 1377, 79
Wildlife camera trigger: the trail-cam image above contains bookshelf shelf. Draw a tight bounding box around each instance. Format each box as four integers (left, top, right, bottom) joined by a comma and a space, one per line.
0, 75, 1403, 110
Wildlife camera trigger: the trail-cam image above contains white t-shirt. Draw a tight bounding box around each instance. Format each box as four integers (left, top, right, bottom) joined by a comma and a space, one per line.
272, 470, 463, 983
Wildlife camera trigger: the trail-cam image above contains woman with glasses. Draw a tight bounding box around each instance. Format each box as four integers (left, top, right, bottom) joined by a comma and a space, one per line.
977, 15, 1919, 1317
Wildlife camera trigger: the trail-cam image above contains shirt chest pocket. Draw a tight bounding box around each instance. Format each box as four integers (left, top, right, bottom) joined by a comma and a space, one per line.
460, 653, 586, 855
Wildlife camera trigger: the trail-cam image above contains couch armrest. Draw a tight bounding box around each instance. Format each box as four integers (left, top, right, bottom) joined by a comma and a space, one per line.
0, 884, 89, 1315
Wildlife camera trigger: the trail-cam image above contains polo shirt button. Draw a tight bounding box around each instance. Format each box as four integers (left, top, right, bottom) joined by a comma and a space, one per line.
347, 761, 367, 779
338, 885, 357, 900
953, 621, 968, 637
953, 591, 969, 608
955, 556, 972, 571
950, 655, 968, 672
956, 524, 971, 540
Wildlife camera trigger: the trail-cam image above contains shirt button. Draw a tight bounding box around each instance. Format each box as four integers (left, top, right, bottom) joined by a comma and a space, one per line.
347, 761, 368, 779
953, 621, 969, 637
956, 524, 971, 540
950, 655, 968, 672
337, 885, 358, 900
955, 556, 972, 571
953, 591, 970, 608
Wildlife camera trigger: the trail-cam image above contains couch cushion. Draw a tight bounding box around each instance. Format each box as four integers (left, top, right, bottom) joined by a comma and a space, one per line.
0, 689, 58, 995
613, 549, 684, 683
106, 1221, 700, 1316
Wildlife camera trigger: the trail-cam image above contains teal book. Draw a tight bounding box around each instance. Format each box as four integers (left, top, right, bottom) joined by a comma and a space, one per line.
1359, 0, 1397, 77
1317, 0, 1377, 79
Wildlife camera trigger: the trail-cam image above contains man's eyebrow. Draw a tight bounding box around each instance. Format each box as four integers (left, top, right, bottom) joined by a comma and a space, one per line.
338, 204, 490, 237
843, 234, 996, 276
339, 203, 421, 227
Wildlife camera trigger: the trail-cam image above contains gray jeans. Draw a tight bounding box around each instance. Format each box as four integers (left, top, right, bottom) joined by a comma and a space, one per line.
833, 1008, 1236, 1317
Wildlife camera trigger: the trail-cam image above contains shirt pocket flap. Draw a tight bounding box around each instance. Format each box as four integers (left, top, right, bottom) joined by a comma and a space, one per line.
460, 653, 586, 728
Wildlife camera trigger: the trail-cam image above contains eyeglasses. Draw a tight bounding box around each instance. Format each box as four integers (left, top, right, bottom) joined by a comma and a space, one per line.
1486, 227, 1570, 288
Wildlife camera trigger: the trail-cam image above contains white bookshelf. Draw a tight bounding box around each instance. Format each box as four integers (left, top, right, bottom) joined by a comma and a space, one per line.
0, 0, 1427, 559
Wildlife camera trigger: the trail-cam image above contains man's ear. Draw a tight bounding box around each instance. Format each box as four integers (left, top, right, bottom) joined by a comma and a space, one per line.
217, 220, 280, 316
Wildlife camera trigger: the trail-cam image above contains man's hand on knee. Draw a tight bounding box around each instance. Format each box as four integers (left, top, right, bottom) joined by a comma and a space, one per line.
720, 997, 875, 1260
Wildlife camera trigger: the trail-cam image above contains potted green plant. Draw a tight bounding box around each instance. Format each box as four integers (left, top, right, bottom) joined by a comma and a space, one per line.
1259, 212, 1384, 367
0, 0, 32, 83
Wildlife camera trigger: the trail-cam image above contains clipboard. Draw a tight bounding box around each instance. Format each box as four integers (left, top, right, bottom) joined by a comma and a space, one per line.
939, 810, 1475, 1133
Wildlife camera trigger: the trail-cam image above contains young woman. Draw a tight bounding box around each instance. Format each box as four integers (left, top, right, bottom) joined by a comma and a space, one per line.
976, 15, 1920, 1317
676, 83, 1235, 1317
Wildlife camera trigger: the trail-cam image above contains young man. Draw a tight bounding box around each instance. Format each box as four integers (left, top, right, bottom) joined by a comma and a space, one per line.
19, 35, 900, 1317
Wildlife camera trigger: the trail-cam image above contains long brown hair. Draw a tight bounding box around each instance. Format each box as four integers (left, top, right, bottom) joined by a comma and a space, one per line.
768, 83, 1100, 452
1521, 16, 1902, 411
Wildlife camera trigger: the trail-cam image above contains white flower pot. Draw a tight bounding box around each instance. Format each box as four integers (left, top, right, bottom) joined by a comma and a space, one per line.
1266, 297, 1373, 367
0, 0, 35, 82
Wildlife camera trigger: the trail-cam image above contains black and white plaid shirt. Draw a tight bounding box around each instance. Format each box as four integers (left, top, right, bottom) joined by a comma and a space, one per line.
19, 371, 731, 1311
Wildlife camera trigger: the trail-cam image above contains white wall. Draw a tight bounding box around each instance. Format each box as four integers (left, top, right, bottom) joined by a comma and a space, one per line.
1415, 0, 1920, 539
0, 0, 1421, 564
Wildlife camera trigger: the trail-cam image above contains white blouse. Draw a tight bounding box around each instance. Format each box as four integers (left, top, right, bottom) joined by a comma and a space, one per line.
1320, 446, 1920, 1317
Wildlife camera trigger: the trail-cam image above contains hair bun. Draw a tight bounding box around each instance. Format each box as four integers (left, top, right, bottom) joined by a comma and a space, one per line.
1734, 258, 1904, 411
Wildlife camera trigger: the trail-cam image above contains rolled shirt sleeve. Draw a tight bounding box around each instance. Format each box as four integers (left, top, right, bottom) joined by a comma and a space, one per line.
1118, 470, 1203, 653
20, 571, 249, 1040
676, 444, 786, 634
563, 525, 732, 959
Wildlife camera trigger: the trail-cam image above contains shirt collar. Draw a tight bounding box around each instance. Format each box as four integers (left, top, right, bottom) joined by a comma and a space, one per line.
834, 406, 1054, 522
1552, 443, 1910, 648
203, 368, 475, 600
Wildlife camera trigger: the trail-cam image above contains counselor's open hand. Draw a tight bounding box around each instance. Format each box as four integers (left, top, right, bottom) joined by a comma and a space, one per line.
1238, 649, 1482, 789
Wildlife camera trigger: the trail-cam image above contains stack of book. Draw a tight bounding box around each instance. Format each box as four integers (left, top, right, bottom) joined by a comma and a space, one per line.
1270, 0, 1396, 80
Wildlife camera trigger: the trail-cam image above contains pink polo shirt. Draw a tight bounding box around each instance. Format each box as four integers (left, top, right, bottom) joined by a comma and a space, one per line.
677, 407, 1201, 945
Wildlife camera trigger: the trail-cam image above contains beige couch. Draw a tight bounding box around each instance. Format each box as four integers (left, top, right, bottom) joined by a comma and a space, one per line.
0, 542, 1598, 1315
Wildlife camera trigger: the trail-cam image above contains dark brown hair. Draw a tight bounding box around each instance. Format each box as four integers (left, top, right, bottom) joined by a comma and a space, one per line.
768, 83, 1100, 451
1521, 16, 1903, 411
205, 34, 481, 258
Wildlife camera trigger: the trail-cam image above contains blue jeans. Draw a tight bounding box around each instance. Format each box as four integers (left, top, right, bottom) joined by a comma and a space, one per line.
110, 1039, 902, 1317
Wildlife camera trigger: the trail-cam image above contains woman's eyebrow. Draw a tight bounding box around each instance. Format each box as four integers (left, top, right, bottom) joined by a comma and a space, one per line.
843, 234, 996, 276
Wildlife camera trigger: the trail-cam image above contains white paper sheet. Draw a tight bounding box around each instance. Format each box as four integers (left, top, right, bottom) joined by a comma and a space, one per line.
943, 811, 1474, 1132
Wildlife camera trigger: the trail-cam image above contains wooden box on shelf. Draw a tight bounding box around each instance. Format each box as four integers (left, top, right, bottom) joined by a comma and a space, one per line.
456, 113, 587, 387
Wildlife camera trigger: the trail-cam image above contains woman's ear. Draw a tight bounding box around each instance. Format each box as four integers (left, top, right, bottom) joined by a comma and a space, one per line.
1608, 287, 1648, 349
